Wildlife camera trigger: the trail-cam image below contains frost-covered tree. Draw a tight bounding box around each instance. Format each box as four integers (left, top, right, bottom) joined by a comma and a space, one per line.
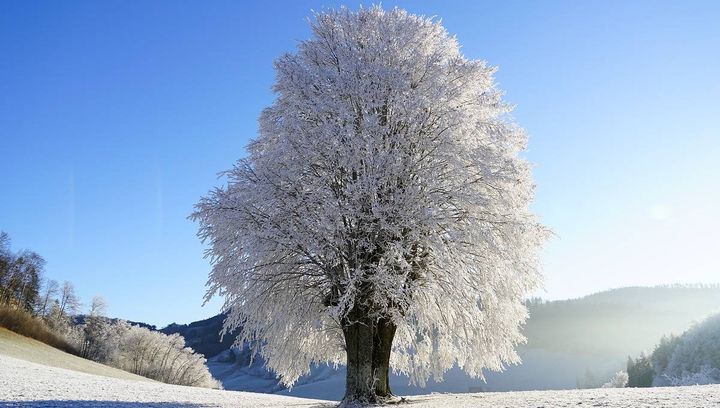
77, 296, 112, 361
193, 6, 545, 404
602, 371, 629, 388
88, 295, 107, 317
45, 301, 70, 333
651, 334, 681, 379
113, 323, 219, 388
659, 314, 720, 386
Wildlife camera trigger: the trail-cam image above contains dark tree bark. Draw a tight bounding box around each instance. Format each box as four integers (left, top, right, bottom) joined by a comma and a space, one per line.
371, 317, 397, 397
342, 308, 398, 404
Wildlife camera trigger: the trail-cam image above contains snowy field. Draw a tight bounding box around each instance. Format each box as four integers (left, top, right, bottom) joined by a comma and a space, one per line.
0, 354, 331, 407
3, 353, 720, 408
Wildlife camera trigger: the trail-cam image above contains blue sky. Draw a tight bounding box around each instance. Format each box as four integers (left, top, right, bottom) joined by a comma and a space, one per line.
1, 1, 718, 327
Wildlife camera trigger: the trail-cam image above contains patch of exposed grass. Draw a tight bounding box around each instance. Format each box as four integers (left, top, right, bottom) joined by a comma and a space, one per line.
0, 305, 77, 354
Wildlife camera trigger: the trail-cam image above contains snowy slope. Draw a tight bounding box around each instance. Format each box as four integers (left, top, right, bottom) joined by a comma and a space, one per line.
399, 385, 720, 407
0, 328, 150, 382
3, 352, 720, 407
0, 354, 331, 407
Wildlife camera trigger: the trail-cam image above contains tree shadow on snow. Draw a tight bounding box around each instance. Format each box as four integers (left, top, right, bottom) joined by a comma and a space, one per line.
0, 402, 337, 408
0, 402, 208, 408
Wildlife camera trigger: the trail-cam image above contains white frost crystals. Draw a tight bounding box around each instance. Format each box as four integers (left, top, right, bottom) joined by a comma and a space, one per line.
192, 6, 546, 391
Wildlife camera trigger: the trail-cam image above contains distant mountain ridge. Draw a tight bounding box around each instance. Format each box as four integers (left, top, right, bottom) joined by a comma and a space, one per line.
525, 284, 720, 355
155, 284, 720, 399
73, 315, 156, 331
160, 313, 238, 358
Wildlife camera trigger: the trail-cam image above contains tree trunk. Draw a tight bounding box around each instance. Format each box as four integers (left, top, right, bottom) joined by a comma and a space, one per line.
342, 310, 397, 404
371, 317, 396, 398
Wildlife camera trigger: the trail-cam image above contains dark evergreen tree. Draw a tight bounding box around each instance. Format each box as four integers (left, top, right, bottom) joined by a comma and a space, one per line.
627, 352, 654, 387
651, 334, 681, 375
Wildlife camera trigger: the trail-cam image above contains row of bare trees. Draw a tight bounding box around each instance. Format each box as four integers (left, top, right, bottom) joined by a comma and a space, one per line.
0, 231, 44, 312
0, 231, 80, 322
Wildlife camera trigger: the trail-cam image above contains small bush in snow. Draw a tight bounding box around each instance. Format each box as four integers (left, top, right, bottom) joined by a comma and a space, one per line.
602, 371, 628, 388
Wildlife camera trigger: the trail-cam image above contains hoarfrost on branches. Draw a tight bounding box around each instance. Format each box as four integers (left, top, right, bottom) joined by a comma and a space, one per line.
602, 371, 629, 388
654, 314, 720, 386
193, 6, 546, 391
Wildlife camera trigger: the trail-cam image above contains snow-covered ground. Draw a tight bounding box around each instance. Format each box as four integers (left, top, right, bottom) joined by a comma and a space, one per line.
0, 354, 332, 407
208, 346, 626, 400
3, 352, 720, 407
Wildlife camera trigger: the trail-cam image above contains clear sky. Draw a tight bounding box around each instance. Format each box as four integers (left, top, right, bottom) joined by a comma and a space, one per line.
1, 1, 718, 327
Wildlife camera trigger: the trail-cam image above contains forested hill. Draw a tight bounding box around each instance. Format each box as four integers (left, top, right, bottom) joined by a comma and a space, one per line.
524, 285, 720, 355
73, 315, 156, 331
160, 313, 238, 358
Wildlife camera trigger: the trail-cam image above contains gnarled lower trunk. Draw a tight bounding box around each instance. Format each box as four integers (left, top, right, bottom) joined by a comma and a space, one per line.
342, 311, 397, 404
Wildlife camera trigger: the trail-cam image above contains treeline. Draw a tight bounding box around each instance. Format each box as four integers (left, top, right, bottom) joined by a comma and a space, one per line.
0, 231, 77, 352
0, 231, 219, 388
0, 231, 83, 321
627, 313, 720, 387
0, 231, 46, 313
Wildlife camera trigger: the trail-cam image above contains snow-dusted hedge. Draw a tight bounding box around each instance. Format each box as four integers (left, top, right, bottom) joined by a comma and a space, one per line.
602, 371, 628, 388
112, 323, 221, 388
70, 318, 220, 388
